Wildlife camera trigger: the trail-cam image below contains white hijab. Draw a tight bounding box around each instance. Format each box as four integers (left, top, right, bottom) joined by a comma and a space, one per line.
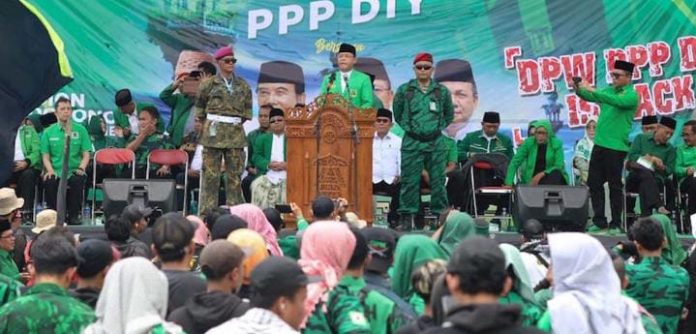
84, 257, 180, 334
548, 233, 645, 334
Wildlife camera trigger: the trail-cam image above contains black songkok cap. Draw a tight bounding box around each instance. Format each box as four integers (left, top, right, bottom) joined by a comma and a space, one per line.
641, 115, 658, 126
482, 111, 500, 124
114, 89, 133, 107
660, 116, 676, 130
376, 108, 392, 119
614, 60, 635, 73
338, 43, 356, 56
269, 107, 284, 118
257, 61, 305, 94
434, 59, 476, 85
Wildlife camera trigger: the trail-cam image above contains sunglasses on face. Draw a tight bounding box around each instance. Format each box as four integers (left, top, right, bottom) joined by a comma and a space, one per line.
414, 65, 432, 71
221, 58, 237, 64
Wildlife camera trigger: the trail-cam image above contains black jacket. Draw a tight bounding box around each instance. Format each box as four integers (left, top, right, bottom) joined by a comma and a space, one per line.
397, 315, 435, 334
424, 303, 544, 334
71, 287, 100, 309
167, 291, 250, 334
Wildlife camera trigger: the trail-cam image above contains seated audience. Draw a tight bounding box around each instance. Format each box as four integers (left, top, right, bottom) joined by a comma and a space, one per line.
0, 228, 95, 332
517, 219, 549, 287
168, 240, 249, 334
573, 117, 596, 185
229, 204, 283, 256
84, 257, 184, 334
226, 228, 269, 300
397, 260, 447, 334
208, 257, 311, 334
7, 118, 41, 220
122, 106, 175, 178
210, 214, 247, 240
498, 244, 544, 326
250, 107, 287, 209
676, 120, 696, 220
104, 215, 151, 259
152, 212, 206, 315
71, 239, 116, 309
505, 120, 567, 186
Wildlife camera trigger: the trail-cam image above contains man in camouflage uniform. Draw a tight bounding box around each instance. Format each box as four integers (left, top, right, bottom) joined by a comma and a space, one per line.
195, 46, 252, 214
625, 218, 689, 334
0, 229, 95, 333
393, 52, 453, 230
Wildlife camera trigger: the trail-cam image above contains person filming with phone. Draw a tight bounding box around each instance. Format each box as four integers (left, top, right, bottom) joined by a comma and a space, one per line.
574, 60, 639, 233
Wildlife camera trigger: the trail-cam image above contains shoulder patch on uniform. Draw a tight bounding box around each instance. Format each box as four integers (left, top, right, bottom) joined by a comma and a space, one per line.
349, 311, 368, 325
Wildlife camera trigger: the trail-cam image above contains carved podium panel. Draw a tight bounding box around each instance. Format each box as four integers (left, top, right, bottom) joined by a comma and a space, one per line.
286, 94, 375, 223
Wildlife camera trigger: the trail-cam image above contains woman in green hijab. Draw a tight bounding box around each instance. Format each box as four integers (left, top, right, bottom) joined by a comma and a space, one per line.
505, 119, 567, 186
392, 234, 448, 315
499, 243, 544, 326
432, 210, 475, 256
650, 213, 687, 266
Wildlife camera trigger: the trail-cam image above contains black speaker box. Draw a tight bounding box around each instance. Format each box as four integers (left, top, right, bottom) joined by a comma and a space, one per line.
513, 185, 589, 232
102, 179, 176, 219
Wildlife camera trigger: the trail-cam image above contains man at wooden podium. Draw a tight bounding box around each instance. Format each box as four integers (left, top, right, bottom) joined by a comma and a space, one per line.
319, 43, 374, 108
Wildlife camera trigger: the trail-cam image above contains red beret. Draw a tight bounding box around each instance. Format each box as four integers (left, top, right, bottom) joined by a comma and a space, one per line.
413, 52, 433, 64
214, 46, 234, 60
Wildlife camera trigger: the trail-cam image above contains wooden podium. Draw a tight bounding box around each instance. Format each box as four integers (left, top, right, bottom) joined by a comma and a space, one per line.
285, 94, 375, 223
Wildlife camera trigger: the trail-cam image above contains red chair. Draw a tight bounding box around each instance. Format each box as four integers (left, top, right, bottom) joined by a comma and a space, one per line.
92, 148, 136, 221
147, 149, 189, 214
470, 160, 513, 219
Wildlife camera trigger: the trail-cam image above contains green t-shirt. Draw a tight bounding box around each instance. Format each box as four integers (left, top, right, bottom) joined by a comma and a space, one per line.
303, 279, 371, 334
576, 85, 638, 152
40, 123, 92, 176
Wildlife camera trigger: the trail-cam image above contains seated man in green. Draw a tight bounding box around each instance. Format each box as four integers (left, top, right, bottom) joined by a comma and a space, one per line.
121, 106, 174, 178
625, 116, 676, 217
113, 88, 164, 137
505, 120, 567, 186
250, 107, 287, 209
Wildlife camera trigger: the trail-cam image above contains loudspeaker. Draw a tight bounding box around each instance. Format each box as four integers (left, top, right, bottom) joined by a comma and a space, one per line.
513, 185, 589, 232
102, 179, 176, 220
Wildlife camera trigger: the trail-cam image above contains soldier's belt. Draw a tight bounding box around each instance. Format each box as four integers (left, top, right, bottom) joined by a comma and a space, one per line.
207, 114, 242, 124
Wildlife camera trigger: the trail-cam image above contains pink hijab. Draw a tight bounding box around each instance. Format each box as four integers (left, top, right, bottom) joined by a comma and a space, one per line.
186, 215, 209, 246
298, 221, 356, 327
229, 204, 283, 256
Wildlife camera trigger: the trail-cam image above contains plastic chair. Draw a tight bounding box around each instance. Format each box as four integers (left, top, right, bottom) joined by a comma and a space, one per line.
147, 149, 189, 215
470, 160, 513, 220
92, 148, 136, 221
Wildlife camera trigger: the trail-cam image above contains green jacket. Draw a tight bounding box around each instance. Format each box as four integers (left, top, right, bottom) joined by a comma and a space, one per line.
627, 132, 676, 181
17, 124, 41, 169
391, 235, 448, 300
505, 120, 567, 185
0, 283, 95, 334
251, 132, 287, 175
675, 144, 696, 184
576, 85, 638, 152
160, 84, 195, 147
457, 129, 514, 163
112, 102, 165, 134
246, 128, 267, 168
303, 279, 371, 334
117, 132, 174, 169
651, 214, 688, 266
393, 79, 454, 152
625, 256, 689, 334
195, 75, 253, 149
436, 211, 475, 256
340, 275, 407, 334
0, 274, 22, 308
0, 250, 19, 282
319, 70, 374, 109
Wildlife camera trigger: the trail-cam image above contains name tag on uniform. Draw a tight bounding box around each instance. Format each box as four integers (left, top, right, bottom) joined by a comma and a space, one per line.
429, 101, 437, 111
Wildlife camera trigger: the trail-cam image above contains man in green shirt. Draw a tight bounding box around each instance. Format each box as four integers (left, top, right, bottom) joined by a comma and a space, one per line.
0, 228, 96, 333
0, 218, 20, 282
625, 217, 689, 334
41, 97, 92, 225
319, 43, 374, 109
677, 120, 696, 218
4, 118, 41, 220
625, 116, 676, 218
575, 60, 639, 230
393, 52, 454, 230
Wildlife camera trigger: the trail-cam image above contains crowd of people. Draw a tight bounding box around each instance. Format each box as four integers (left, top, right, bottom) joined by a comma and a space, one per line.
3, 42, 696, 333
0, 188, 693, 333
